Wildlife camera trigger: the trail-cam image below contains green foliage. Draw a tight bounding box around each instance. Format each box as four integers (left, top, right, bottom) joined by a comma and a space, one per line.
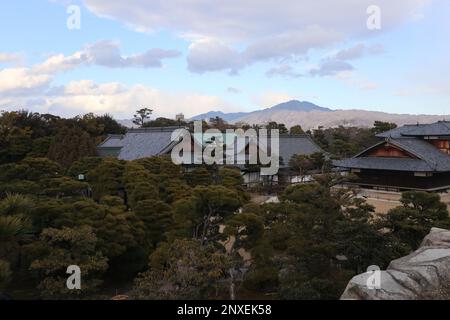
61, 199, 140, 258
47, 127, 96, 168
143, 117, 187, 128
311, 125, 378, 158
172, 186, 242, 243
0, 194, 34, 216
0, 110, 123, 167
260, 180, 409, 299
132, 239, 230, 299
122, 161, 159, 207
218, 167, 249, 202
24, 197, 68, 233
134, 200, 173, 249
266, 121, 288, 134
185, 166, 213, 186
224, 213, 264, 250
43, 177, 89, 198
76, 113, 125, 137
133, 108, 153, 127
2, 109, 448, 300
385, 191, 450, 249
29, 136, 53, 158
88, 158, 125, 200
0, 215, 32, 244
289, 125, 305, 135
0, 214, 33, 270
67, 157, 103, 178
29, 226, 108, 299
372, 121, 397, 135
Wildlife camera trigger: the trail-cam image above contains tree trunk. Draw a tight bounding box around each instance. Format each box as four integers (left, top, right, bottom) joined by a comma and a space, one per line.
229, 268, 236, 300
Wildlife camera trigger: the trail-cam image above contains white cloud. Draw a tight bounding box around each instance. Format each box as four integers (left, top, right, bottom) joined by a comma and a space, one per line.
33, 52, 86, 74
187, 39, 243, 74
0, 41, 181, 99
48, 82, 233, 118
0, 68, 52, 96
83, 0, 429, 73
83, 0, 428, 41
84, 40, 180, 68
32, 40, 180, 74
0, 53, 24, 65
0, 79, 233, 119
310, 60, 354, 77
243, 26, 340, 62
0, 42, 215, 119
266, 64, 302, 78
332, 43, 384, 61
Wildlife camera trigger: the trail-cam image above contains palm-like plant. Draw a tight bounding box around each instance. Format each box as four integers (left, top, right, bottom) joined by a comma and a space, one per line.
0, 193, 34, 216
0, 215, 32, 243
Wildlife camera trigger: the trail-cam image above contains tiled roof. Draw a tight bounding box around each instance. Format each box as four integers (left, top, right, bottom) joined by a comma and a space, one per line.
333, 157, 434, 172
97, 134, 125, 148
118, 127, 185, 160
335, 137, 450, 172
377, 121, 450, 138
278, 135, 324, 166
98, 128, 324, 165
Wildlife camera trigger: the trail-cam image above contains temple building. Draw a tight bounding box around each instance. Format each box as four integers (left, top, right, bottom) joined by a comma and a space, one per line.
96, 126, 324, 185
334, 121, 450, 192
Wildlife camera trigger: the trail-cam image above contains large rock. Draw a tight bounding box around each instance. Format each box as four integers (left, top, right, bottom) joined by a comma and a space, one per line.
341, 228, 450, 300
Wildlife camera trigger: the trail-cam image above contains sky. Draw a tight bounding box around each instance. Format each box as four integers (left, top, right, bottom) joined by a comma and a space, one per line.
0, 0, 449, 119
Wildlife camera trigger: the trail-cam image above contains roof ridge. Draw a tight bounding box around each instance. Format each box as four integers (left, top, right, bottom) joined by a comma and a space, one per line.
442, 121, 450, 130
391, 138, 438, 170
128, 126, 187, 133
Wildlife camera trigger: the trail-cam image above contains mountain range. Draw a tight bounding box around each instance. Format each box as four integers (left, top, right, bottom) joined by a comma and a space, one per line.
190, 100, 449, 130
118, 100, 449, 130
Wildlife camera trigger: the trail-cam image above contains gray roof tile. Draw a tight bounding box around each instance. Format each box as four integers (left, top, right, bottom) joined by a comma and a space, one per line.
335, 137, 450, 172
377, 121, 450, 138
333, 157, 434, 172
112, 127, 183, 161
97, 134, 125, 148
278, 135, 324, 165
98, 128, 324, 165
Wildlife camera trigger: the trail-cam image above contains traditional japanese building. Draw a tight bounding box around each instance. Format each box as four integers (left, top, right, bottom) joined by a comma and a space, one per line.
97, 126, 324, 185
96, 127, 183, 160
334, 121, 450, 192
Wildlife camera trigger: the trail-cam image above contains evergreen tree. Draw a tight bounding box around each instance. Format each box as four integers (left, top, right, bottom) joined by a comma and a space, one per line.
30, 226, 108, 299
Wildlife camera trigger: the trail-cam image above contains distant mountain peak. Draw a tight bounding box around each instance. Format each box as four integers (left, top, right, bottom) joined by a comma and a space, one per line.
268, 100, 331, 112
190, 100, 331, 122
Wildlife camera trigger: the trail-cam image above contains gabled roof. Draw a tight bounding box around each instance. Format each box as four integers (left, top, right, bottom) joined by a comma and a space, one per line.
99, 127, 185, 161
278, 135, 324, 166
335, 137, 450, 172
377, 121, 450, 138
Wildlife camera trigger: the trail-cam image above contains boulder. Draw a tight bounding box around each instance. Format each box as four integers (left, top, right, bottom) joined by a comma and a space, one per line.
340, 228, 450, 300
